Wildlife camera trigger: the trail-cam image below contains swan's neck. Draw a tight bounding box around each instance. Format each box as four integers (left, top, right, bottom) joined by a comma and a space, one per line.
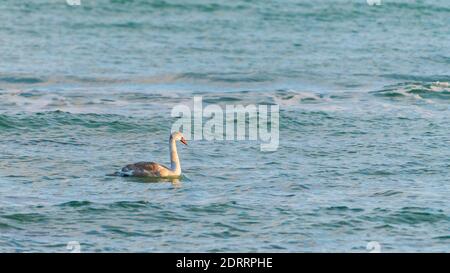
169, 138, 181, 175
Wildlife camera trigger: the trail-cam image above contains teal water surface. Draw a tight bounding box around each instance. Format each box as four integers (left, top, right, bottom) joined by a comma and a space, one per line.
0, 0, 449, 252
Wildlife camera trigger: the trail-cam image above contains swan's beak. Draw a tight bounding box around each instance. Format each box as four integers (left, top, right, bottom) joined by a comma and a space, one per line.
180, 137, 188, 146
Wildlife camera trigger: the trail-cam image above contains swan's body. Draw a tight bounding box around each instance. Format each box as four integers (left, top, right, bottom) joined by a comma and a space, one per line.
117, 132, 187, 178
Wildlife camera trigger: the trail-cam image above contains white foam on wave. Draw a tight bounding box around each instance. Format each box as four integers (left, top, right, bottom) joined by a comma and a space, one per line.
0, 89, 68, 112
0, 88, 191, 117
271, 90, 330, 106
375, 82, 450, 104
430, 81, 450, 92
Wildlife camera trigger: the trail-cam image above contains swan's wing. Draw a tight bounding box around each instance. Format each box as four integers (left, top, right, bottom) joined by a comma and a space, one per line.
121, 162, 161, 177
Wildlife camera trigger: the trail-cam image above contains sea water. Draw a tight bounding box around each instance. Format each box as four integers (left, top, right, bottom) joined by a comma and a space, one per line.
0, 0, 449, 252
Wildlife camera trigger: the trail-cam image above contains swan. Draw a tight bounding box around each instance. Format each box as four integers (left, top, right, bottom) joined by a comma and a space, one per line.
117, 131, 187, 178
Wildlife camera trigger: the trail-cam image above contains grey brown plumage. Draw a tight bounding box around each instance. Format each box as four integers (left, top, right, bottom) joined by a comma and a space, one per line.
120, 162, 165, 177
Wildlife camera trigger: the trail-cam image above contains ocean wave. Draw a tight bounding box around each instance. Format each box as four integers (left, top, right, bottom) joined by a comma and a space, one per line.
372, 82, 450, 101
108, 0, 249, 13
57, 200, 93, 207
0, 76, 44, 84
388, 1, 450, 14
0, 221, 22, 231
371, 190, 403, 197
388, 207, 449, 225
56, 200, 162, 211
1, 212, 47, 224
364, 207, 449, 225
0, 72, 273, 87
272, 90, 326, 106
0, 111, 168, 133
0, 74, 129, 87
177, 72, 272, 83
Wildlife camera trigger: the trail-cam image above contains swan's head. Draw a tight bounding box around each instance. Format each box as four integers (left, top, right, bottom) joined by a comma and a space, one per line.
171, 131, 188, 146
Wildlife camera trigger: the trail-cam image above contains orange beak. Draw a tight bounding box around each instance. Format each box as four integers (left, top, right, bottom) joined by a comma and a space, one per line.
180, 137, 188, 146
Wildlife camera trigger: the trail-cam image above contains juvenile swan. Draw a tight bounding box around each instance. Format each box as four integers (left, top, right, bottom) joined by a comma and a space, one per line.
117, 132, 187, 178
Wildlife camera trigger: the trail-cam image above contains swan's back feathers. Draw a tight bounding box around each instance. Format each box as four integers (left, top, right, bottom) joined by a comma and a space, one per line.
119, 162, 162, 177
